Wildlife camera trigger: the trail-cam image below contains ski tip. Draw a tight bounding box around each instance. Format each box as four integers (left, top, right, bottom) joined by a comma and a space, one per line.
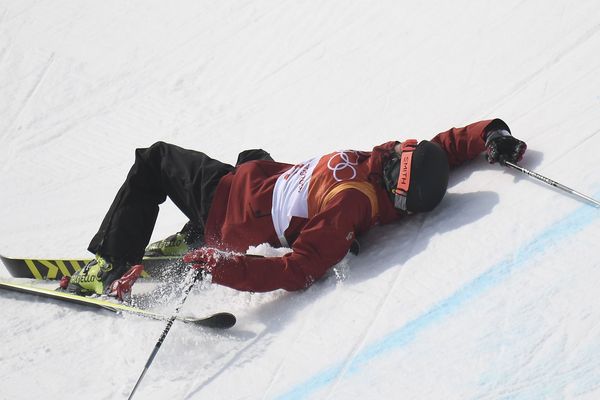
189, 312, 236, 329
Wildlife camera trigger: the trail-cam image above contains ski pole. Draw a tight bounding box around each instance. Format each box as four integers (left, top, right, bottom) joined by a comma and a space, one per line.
504, 161, 600, 207
127, 269, 203, 400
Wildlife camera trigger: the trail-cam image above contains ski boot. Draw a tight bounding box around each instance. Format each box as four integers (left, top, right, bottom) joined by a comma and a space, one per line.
62, 255, 142, 300
144, 232, 190, 257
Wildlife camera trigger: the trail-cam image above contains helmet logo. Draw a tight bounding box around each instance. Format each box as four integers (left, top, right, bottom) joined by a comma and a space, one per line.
396, 140, 417, 194
398, 151, 412, 192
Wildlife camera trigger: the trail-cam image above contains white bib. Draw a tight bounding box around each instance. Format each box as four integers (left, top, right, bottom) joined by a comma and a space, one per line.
271, 157, 320, 247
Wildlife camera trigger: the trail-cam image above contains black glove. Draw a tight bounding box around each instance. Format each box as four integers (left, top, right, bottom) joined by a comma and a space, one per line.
485, 129, 527, 164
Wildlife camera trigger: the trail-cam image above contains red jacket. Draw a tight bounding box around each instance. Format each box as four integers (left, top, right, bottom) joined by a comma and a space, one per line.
203, 119, 506, 292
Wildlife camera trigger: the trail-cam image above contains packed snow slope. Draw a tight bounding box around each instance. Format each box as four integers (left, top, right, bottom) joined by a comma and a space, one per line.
2, 1, 600, 399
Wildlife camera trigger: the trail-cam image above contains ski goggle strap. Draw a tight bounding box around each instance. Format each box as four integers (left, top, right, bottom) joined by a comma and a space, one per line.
394, 139, 418, 211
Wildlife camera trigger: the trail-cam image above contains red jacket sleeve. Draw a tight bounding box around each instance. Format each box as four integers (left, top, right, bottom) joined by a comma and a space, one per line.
210, 189, 373, 292
430, 119, 510, 167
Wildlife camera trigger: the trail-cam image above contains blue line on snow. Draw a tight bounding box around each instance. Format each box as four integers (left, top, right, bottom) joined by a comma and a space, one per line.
276, 198, 600, 400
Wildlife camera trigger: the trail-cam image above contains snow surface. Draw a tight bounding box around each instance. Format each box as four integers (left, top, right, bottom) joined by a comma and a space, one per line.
1, 1, 600, 399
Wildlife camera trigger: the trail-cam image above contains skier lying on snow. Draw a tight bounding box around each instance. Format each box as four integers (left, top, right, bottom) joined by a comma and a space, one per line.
62, 119, 526, 299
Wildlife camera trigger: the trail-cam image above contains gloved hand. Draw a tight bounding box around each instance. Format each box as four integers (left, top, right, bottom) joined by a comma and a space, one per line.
182, 248, 223, 272
485, 129, 527, 164
107, 264, 144, 301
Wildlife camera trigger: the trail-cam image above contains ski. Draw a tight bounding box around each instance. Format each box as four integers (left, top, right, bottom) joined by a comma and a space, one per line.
0, 254, 181, 280
0, 280, 236, 329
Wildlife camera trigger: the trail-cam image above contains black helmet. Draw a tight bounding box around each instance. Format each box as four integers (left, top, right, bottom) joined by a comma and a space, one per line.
382, 140, 449, 213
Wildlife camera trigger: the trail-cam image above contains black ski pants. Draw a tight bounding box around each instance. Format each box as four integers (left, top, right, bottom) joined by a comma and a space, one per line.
87, 141, 234, 264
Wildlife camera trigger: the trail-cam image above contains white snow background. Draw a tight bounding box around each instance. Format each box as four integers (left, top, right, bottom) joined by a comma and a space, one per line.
1, 1, 600, 399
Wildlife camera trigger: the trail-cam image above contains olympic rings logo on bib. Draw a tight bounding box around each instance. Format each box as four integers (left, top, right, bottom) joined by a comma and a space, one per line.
327, 151, 367, 181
